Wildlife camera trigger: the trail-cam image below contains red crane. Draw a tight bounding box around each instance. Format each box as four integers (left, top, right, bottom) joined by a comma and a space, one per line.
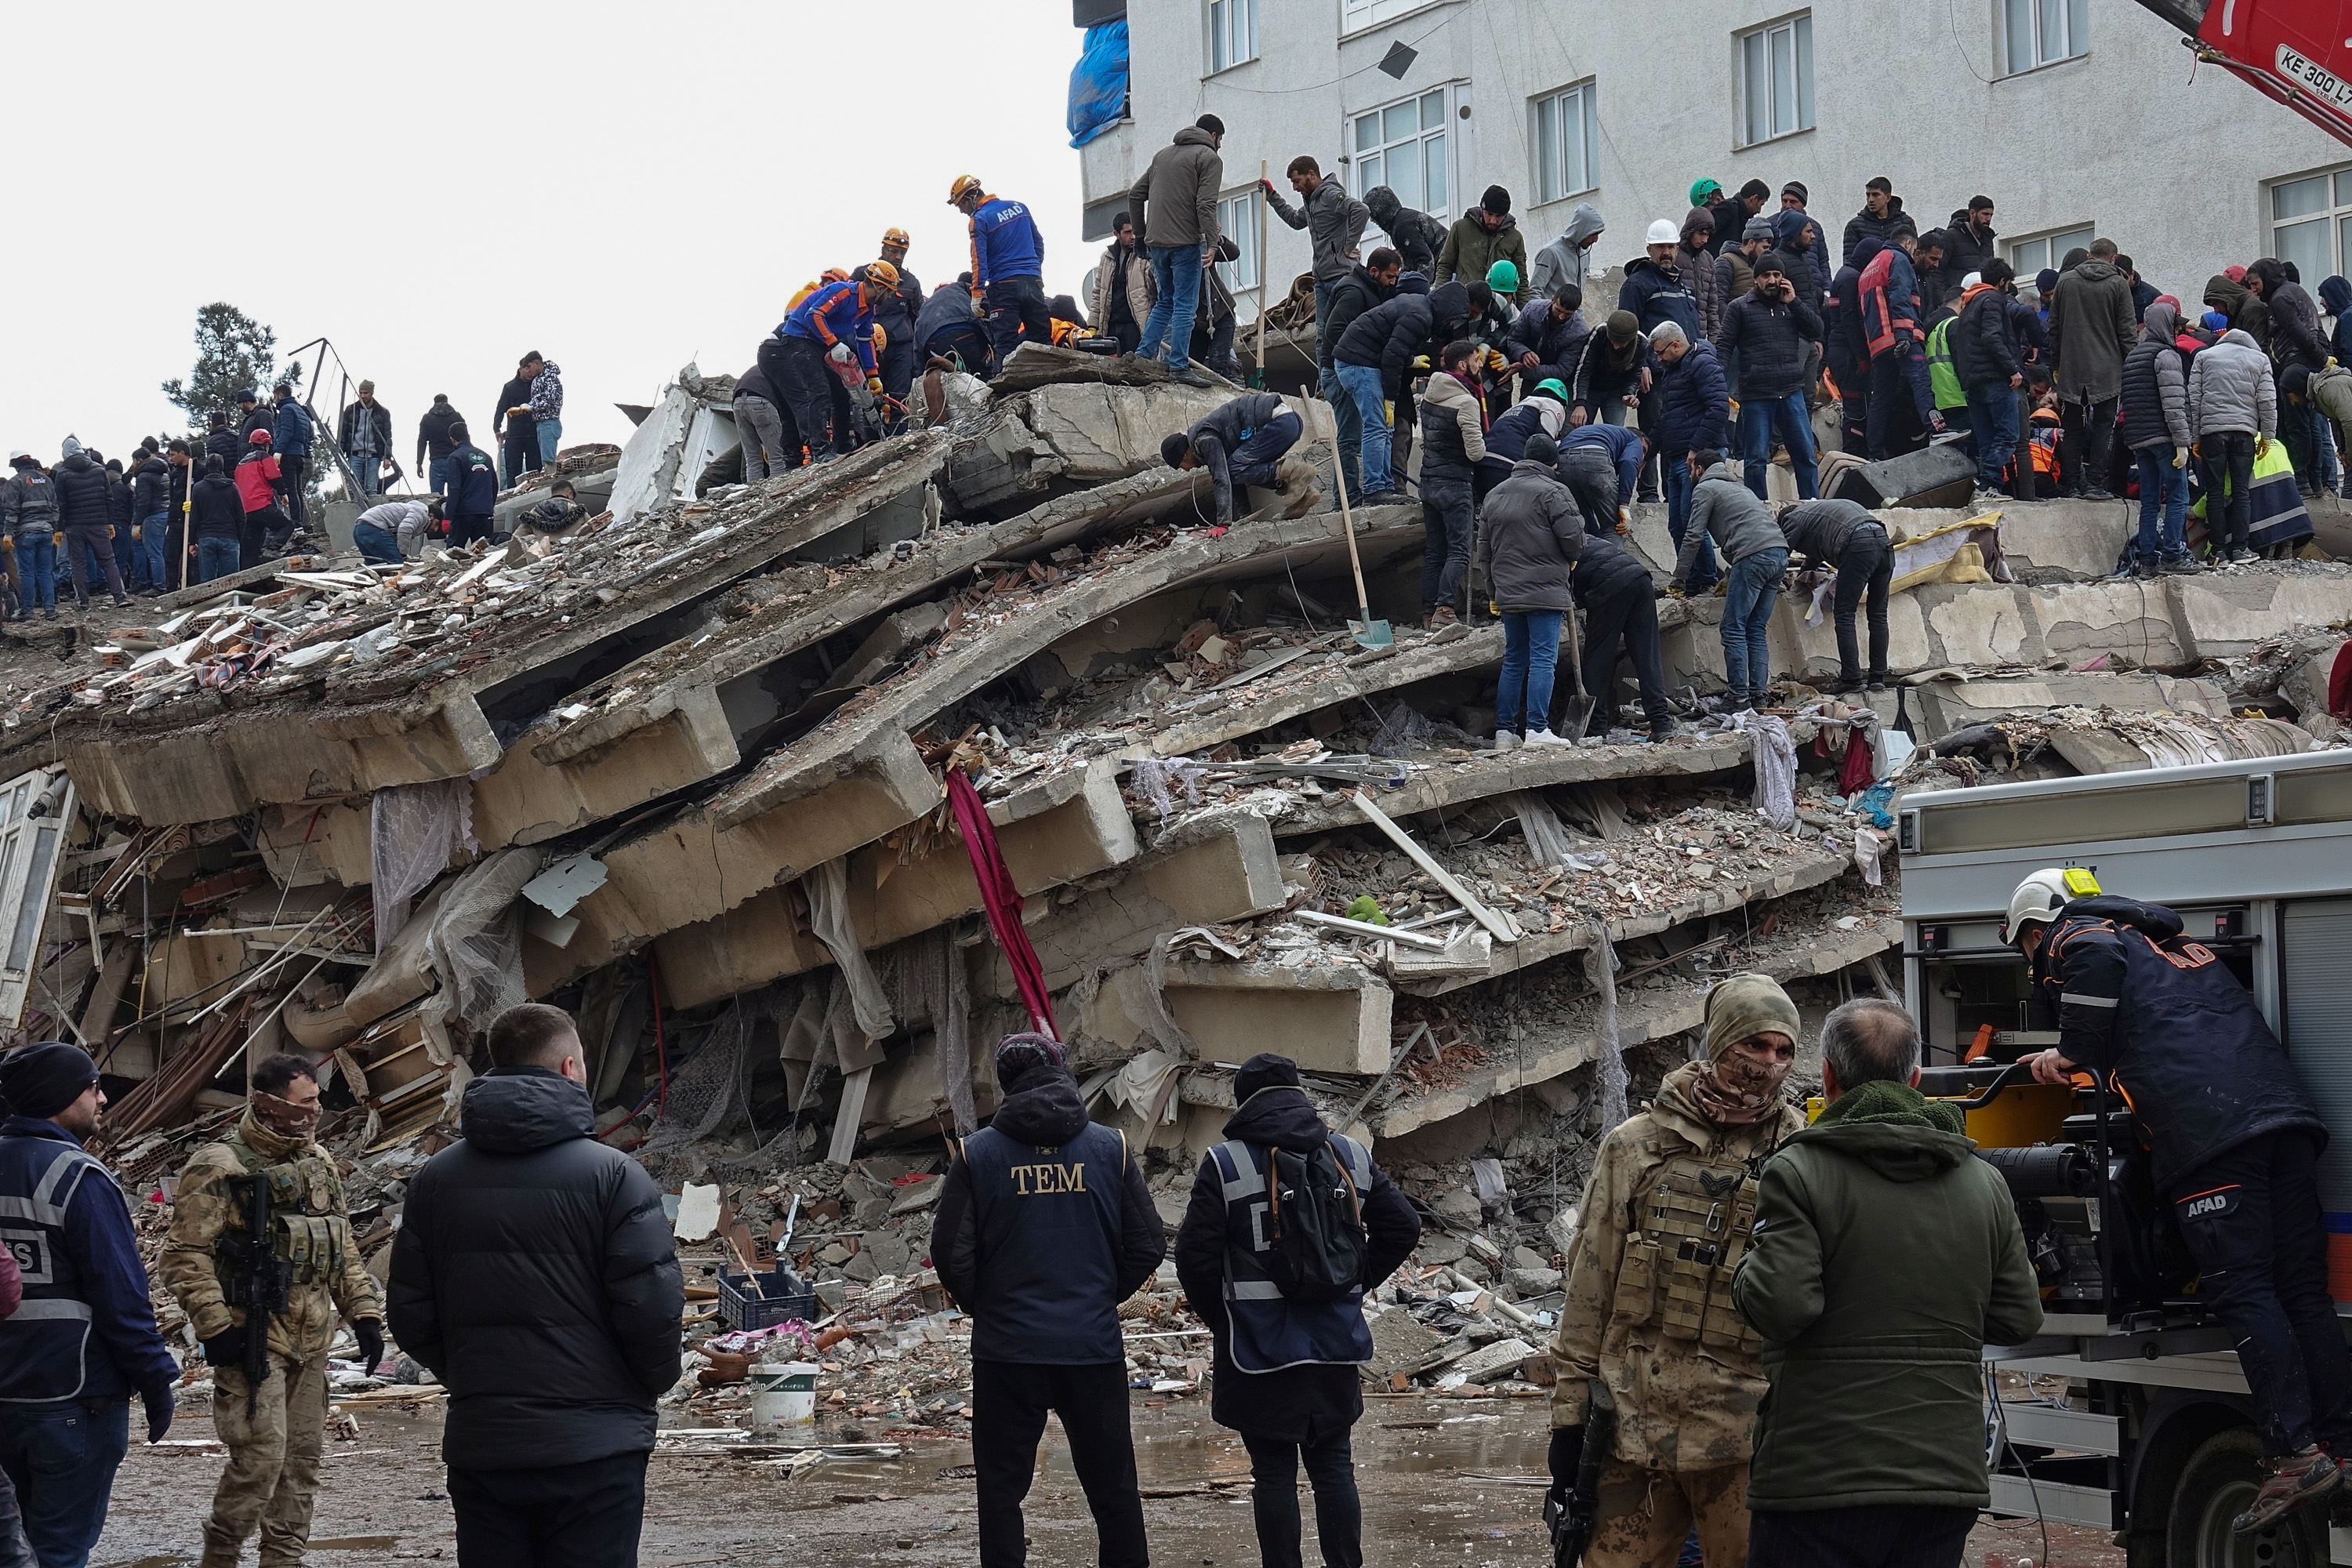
2143, 0, 2352, 147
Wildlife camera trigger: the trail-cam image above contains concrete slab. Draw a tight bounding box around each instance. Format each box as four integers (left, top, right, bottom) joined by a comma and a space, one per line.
1163, 963, 1393, 1076
1911, 673, 2232, 741
944, 381, 1240, 515
2171, 564, 2352, 662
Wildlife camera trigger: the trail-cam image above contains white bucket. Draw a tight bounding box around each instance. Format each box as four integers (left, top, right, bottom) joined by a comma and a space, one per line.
750, 1361, 818, 1426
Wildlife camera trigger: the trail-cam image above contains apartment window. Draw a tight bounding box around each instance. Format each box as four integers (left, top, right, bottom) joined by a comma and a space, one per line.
1217, 191, 1260, 294
1342, 0, 1440, 32
2270, 168, 2352, 286
1208, 0, 1257, 73
1737, 14, 1815, 147
1351, 87, 1451, 216
2008, 225, 2096, 282
1533, 82, 1599, 205
2005, 0, 2089, 72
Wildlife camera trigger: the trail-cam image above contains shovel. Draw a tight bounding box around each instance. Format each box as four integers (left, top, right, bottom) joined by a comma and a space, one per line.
1330, 434, 1392, 649
1552, 605, 1596, 741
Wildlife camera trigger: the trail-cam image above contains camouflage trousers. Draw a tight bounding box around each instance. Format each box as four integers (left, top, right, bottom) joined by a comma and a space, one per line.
1585, 1458, 1748, 1568
202, 1351, 327, 1568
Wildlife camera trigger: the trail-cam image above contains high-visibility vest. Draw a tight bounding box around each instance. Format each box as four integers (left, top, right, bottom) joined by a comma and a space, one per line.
1926, 318, 1964, 412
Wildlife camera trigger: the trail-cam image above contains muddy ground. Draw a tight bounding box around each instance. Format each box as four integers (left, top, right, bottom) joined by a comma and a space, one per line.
89, 1396, 2118, 1567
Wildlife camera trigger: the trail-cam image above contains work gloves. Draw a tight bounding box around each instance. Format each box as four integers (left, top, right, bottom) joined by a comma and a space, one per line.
2172, 448, 2187, 469
828, 343, 854, 365
142, 1381, 175, 1444
1547, 1425, 1583, 1507
200, 1324, 251, 1370
2256, 434, 2272, 459
866, 377, 884, 396
1664, 583, 1686, 599
354, 1319, 385, 1374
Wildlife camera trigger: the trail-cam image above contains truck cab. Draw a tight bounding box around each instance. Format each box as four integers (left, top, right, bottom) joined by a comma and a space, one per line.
1899, 750, 2352, 1566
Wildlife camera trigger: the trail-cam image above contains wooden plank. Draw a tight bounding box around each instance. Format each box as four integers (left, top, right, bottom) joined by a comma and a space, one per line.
1290, 909, 1452, 949
1348, 789, 1518, 945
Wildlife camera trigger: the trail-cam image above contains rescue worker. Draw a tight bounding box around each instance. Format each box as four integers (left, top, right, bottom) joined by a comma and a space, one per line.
1544, 975, 1808, 1567
855, 229, 924, 425
950, 175, 1052, 371
1573, 524, 1675, 742
1172, 1053, 1420, 1568
1160, 392, 1320, 524
162, 1052, 383, 1568
0, 1041, 178, 1568
2010, 869, 2350, 1534
1775, 497, 1892, 693
762, 268, 893, 466
928, 1034, 1163, 1568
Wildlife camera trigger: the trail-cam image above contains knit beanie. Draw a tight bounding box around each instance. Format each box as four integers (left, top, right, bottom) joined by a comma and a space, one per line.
993, 1032, 1066, 1093
1161, 432, 1191, 469
2204, 310, 2230, 333
1780, 181, 1807, 204
1482, 185, 1512, 216
0, 1041, 99, 1120
1523, 432, 1559, 466
1743, 215, 1776, 243
1701, 974, 1802, 1062
2035, 269, 2059, 296
1605, 310, 1639, 344
1234, 1052, 1303, 1103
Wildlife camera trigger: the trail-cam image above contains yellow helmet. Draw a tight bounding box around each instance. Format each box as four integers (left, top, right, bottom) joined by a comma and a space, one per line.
947, 175, 984, 206
862, 259, 901, 291
881, 227, 912, 249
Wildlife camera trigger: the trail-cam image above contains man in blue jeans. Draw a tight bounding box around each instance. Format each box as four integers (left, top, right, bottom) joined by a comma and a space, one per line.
1953, 262, 2026, 500
1668, 449, 1788, 710
0, 1043, 177, 1567
1161, 394, 1316, 524
1127, 115, 1225, 389
1715, 254, 1823, 504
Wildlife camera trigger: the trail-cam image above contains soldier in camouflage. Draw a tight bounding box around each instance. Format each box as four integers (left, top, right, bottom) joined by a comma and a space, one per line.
161, 1054, 383, 1568
1543, 974, 1809, 1567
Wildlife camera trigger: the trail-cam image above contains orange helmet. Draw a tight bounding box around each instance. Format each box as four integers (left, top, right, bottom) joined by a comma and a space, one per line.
881, 227, 911, 249
822, 267, 851, 285
947, 175, 984, 206
862, 259, 901, 291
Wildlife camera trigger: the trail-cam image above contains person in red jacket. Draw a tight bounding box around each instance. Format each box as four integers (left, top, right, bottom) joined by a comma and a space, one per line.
232, 431, 287, 572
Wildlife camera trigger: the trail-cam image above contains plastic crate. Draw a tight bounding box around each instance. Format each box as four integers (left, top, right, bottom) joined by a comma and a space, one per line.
716, 1267, 818, 1332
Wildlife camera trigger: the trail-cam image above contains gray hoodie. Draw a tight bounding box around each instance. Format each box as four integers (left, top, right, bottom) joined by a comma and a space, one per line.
1672, 459, 1784, 586
1529, 204, 1605, 299
1266, 175, 1369, 282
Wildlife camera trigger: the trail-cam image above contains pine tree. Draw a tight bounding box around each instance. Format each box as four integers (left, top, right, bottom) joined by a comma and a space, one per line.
160, 303, 303, 428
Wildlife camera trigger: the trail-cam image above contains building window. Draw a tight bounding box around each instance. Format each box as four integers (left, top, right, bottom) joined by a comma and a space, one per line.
1217, 191, 1260, 294
1351, 87, 1452, 216
1533, 82, 1599, 205
2008, 225, 2096, 283
1342, 0, 1439, 32
1208, 0, 1257, 73
2269, 168, 2352, 285
2004, 0, 2089, 72
1737, 14, 1815, 147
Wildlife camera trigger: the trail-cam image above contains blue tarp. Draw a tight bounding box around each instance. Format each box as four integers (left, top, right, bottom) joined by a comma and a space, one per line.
1068, 20, 1129, 149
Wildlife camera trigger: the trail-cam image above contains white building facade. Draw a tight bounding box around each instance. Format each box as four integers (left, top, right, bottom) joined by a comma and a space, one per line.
1074, 0, 2350, 319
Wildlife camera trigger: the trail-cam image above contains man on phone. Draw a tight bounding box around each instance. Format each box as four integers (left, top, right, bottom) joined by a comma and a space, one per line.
1715, 253, 1823, 501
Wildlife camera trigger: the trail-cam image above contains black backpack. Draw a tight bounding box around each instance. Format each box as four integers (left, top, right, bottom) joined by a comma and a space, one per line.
1260, 1141, 1369, 1304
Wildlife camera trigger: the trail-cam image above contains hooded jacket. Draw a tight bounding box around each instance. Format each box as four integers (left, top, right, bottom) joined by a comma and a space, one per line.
1129, 125, 1223, 251
2120, 303, 2193, 451
1671, 459, 1781, 587
1417, 369, 1489, 485
0, 469, 59, 535
131, 455, 170, 520
930, 1063, 1163, 1361
1483, 394, 1568, 472
1680, 212, 1726, 339
1506, 298, 1591, 374
1476, 459, 1584, 612
1363, 186, 1450, 277
339, 399, 393, 463
2248, 259, 2328, 371
1656, 339, 1728, 453
1548, 1063, 1806, 1469
1435, 209, 1529, 302
2049, 259, 2137, 403
1173, 1083, 1417, 1440
190, 473, 245, 541
1841, 196, 1907, 266
2321, 275, 2352, 365
53, 451, 112, 532
2204, 271, 2267, 343
1319, 263, 1392, 374
1941, 209, 1998, 286
1334, 280, 1475, 394
1530, 204, 1605, 298
416, 397, 463, 469
2187, 328, 2278, 439
1772, 208, 1832, 306
1088, 238, 1155, 336
1617, 255, 1699, 340
1715, 282, 1823, 401
1776, 497, 1882, 567
2032, 896, 2321, 1190
271, 394, 314, 459
1951, 282, 2023, 390
1733, 1081, 2042, 1512
1266, 174, 1370, 282
388, 1067, 684, 1472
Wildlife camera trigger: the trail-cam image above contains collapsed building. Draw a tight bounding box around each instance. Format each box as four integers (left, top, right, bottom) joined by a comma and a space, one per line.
10, 345, 2352, 1352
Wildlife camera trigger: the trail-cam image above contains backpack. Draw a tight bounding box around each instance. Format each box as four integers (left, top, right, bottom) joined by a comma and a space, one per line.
1260, 1140, 1369, 1304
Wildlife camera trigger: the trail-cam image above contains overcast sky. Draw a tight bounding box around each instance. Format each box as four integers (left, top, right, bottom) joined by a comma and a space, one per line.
2, 0, 1089, 466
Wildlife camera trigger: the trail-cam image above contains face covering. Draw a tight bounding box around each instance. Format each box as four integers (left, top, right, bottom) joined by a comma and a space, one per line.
1688, 1042, 1794, 1125
251, 1087, 321, 1141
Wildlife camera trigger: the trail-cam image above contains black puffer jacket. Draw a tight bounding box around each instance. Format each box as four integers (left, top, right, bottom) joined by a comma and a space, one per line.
1173, 1086, 1418, 1441
105, 469, 133, 533
2032, 897, 2324, 1192
1334, 280, 1475, 394
2249, 260, 2328, 372
132, 456, 170, 519
1364, 186, 1449, 277
1716, 285, 1823, 401
1320, 265, 1392, 374
205, 427, 243, 476
52, 452, 112, 531
1951, 285, 2023, 390
1842, 197, 1907, 267
388, 1068, 683, 1471
1571, 530, 1653, 604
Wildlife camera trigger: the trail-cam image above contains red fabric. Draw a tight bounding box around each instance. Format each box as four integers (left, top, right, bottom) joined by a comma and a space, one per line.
946, 769, 1058, 1040
1837, 723, 1877, 796
2329, 641, 2352, 722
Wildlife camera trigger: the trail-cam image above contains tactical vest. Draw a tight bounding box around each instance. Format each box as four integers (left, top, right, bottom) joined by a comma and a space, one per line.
1207, 1135, 1377, 1375
216, 1131, 351, 1293
0, 1134, 119, 1401
962, 1120, 1129, 1365
1611, 1138, 1775, 1356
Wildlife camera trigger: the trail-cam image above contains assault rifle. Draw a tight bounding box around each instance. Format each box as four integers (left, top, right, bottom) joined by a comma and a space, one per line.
1543, 1378, 1617, 1567
218, 1171, 290, 1417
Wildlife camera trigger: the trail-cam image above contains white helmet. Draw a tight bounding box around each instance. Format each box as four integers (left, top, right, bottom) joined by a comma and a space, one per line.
1645, 218, 1679, 245
2005, 866, 2101, 946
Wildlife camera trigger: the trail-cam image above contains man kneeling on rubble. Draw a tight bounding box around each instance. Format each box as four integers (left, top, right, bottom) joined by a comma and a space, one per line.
162, 1052, 383, 1568
1731, 1000, 2041, 1568
1174, 1053, 1419, 1568
1544, 975, 1807, 1567
1163, 392, 1320, 525
930, 1033, 1163, 1568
